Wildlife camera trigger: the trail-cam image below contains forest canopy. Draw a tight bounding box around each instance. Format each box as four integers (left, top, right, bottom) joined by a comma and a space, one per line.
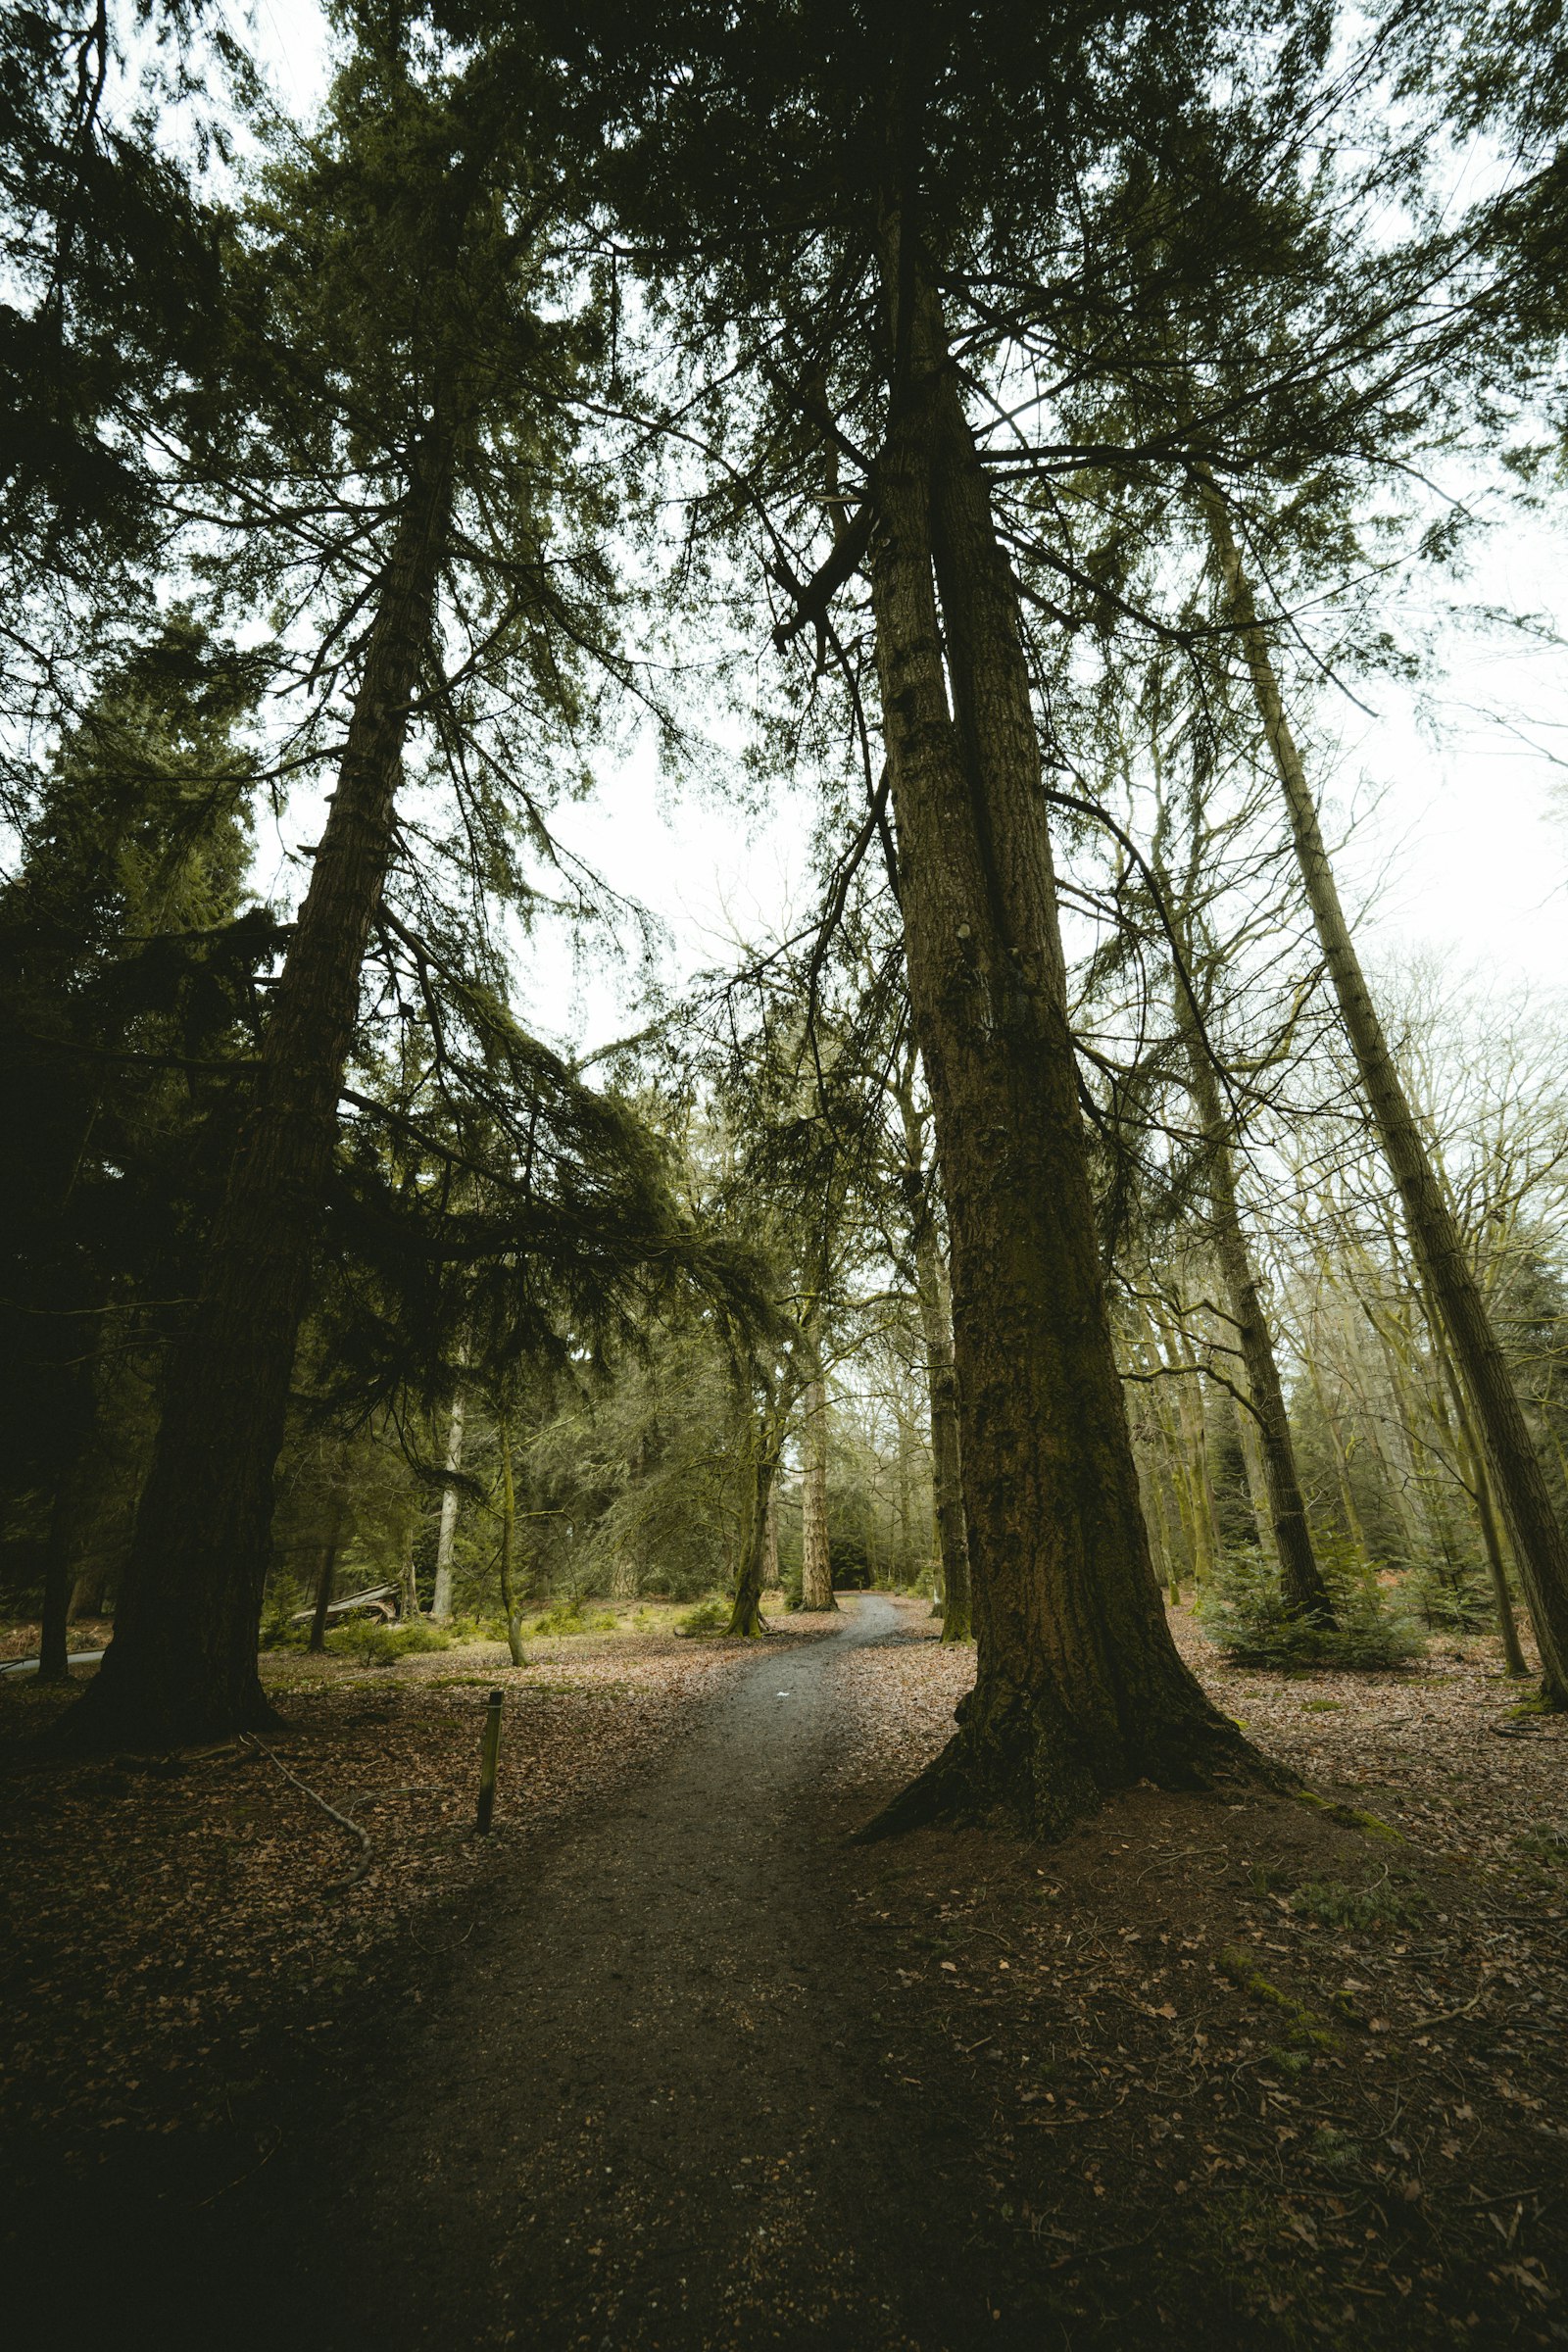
3, 0, 1567, 1826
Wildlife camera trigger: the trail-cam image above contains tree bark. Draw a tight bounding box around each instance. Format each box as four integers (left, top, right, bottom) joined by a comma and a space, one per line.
497, 1411, 525, 1667
1177, 1001, 1335, 1619
398, 1500, 420, 1624
894, 1083, 972, 1642
858, 269, 1264, 1838
307, 1493, 345, 1655
59, 438, 454, 1747
1200, 482, 1568, 1703
37, 1480, 78, 1685
728, 1406, 781, 1638
1430, 1314, 1530, 1677
799, 1316, 836, 1612
431, 1355, 467, 1624
762, 1477, 780, 1592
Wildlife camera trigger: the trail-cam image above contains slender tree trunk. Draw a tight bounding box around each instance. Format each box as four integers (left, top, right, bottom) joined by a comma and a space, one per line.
60, 437, 454, 1747
308, 1494, 345, 1656
37, 1481, 77, 1685
431, 1356, 467, 1625
1430, 1318, 1530, 1677
728, 1407, 780, 1638
894, 1081, 972, 1642
1178, 1004, 1334, 1619
858, 267, 1263, 1837
497, 1411, 525, 1668
1306, 1334, 1367, 1557
1201, 483, 1568, 1704
799, 1317, 836, 1612
398, 1500, 420, 1624
1163, 1319, 1219, 1585
763, 1478, 780, 1592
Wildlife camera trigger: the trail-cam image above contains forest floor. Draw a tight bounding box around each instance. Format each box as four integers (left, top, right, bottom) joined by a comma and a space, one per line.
3, 1595, 1566, 2348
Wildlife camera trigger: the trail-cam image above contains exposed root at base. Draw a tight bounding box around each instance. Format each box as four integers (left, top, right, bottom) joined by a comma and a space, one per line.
853, 1714, 1295, 1846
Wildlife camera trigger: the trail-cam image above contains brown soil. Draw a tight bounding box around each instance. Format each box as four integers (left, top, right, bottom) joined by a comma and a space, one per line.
4, 1596, 1566, 2348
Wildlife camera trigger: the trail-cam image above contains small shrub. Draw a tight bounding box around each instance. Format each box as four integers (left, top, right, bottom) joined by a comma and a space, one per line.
530, 1596, 615, 1638
259, 1578, 309, 1651
323, 1619, 452, 1667
1406, 1553, 1497, 1634
1197, 1545, 1423, 1671
1289, 1875, 1429, 1932
676, 1596, 732, 1637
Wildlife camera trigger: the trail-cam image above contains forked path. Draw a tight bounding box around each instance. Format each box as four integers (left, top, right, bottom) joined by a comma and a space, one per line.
262, 1593, 968, 2349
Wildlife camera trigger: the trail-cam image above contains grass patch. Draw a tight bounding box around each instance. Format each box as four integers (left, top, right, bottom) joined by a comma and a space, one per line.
322, 1620, 452, 1668
529, 1597, 617, 1638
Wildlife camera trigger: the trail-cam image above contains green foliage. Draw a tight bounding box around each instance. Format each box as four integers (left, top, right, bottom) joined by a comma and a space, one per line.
323, 1619, 452, 1667
529, 1596, 616, 1637
1287, 1875, 1429, 1932
258, 1577, 309, 1651
676, 1596, 732, 1637
1405, 1551, 1497, 1634
1197, 1546, 1424, 1671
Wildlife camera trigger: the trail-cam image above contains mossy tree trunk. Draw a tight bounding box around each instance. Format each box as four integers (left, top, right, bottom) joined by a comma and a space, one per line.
799, 1313, 836, 1612
307, 1491, 346, 1656
431, 1353, 467, 1624
728, 1404, 783, 1639
59, 437, 454, 1748
892, 1078, 971, 1642
497, 1409, 525, 1668
1201, 483, 1568, 1705
1177, 995, 1335, 1622
859, 265, 1265, 1838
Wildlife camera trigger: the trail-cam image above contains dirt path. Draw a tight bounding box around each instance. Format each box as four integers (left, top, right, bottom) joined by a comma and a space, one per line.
174, 1592, 973, 2352
270, 1592, 921, 2346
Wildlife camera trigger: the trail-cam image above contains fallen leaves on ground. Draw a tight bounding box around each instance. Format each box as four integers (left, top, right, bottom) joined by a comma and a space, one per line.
837, 1599, 1568, 2347
0, 1627, 819, 2155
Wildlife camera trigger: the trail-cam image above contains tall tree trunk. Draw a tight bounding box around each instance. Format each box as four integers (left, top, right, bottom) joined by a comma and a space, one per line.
497, 1411, 525, 1668
894, 1079, 972, 1642
728, 1405, 781, 1638
799, 1317, 836, 1612
307, 1493, 345, 1656
37, 1480, 78, 1685
859, 269, 1262, 1837
60, 438, 454, 1747
1200, 483, 1568, 1704
1178, 1004, 1334, 1619
431, 1349, 467, 1625
1429, 1315, 1530, 1677
763, 1477, 780, 1592
398, 1499, 420, 1624
1306, 1331, 1367, 1557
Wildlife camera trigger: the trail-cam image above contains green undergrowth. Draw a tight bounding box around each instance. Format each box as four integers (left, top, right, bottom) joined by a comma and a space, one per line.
322, 1619, 452, 1667
1197, 1544, 1424, 1672
675, 1595, 733, 1637
528, 1596, 617, 1638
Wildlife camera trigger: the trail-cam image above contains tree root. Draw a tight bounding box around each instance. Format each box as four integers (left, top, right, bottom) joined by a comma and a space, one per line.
853, 1705, 1295, 1846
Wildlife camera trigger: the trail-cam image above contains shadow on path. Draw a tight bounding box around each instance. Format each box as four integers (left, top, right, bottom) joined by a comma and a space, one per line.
271, 1592, 936, 2348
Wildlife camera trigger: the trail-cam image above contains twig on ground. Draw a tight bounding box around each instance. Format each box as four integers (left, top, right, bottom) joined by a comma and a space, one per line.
240, 1732, 371, 1886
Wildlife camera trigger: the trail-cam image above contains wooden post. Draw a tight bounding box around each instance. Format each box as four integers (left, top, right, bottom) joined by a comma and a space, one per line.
475, 1687, 504, 1833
